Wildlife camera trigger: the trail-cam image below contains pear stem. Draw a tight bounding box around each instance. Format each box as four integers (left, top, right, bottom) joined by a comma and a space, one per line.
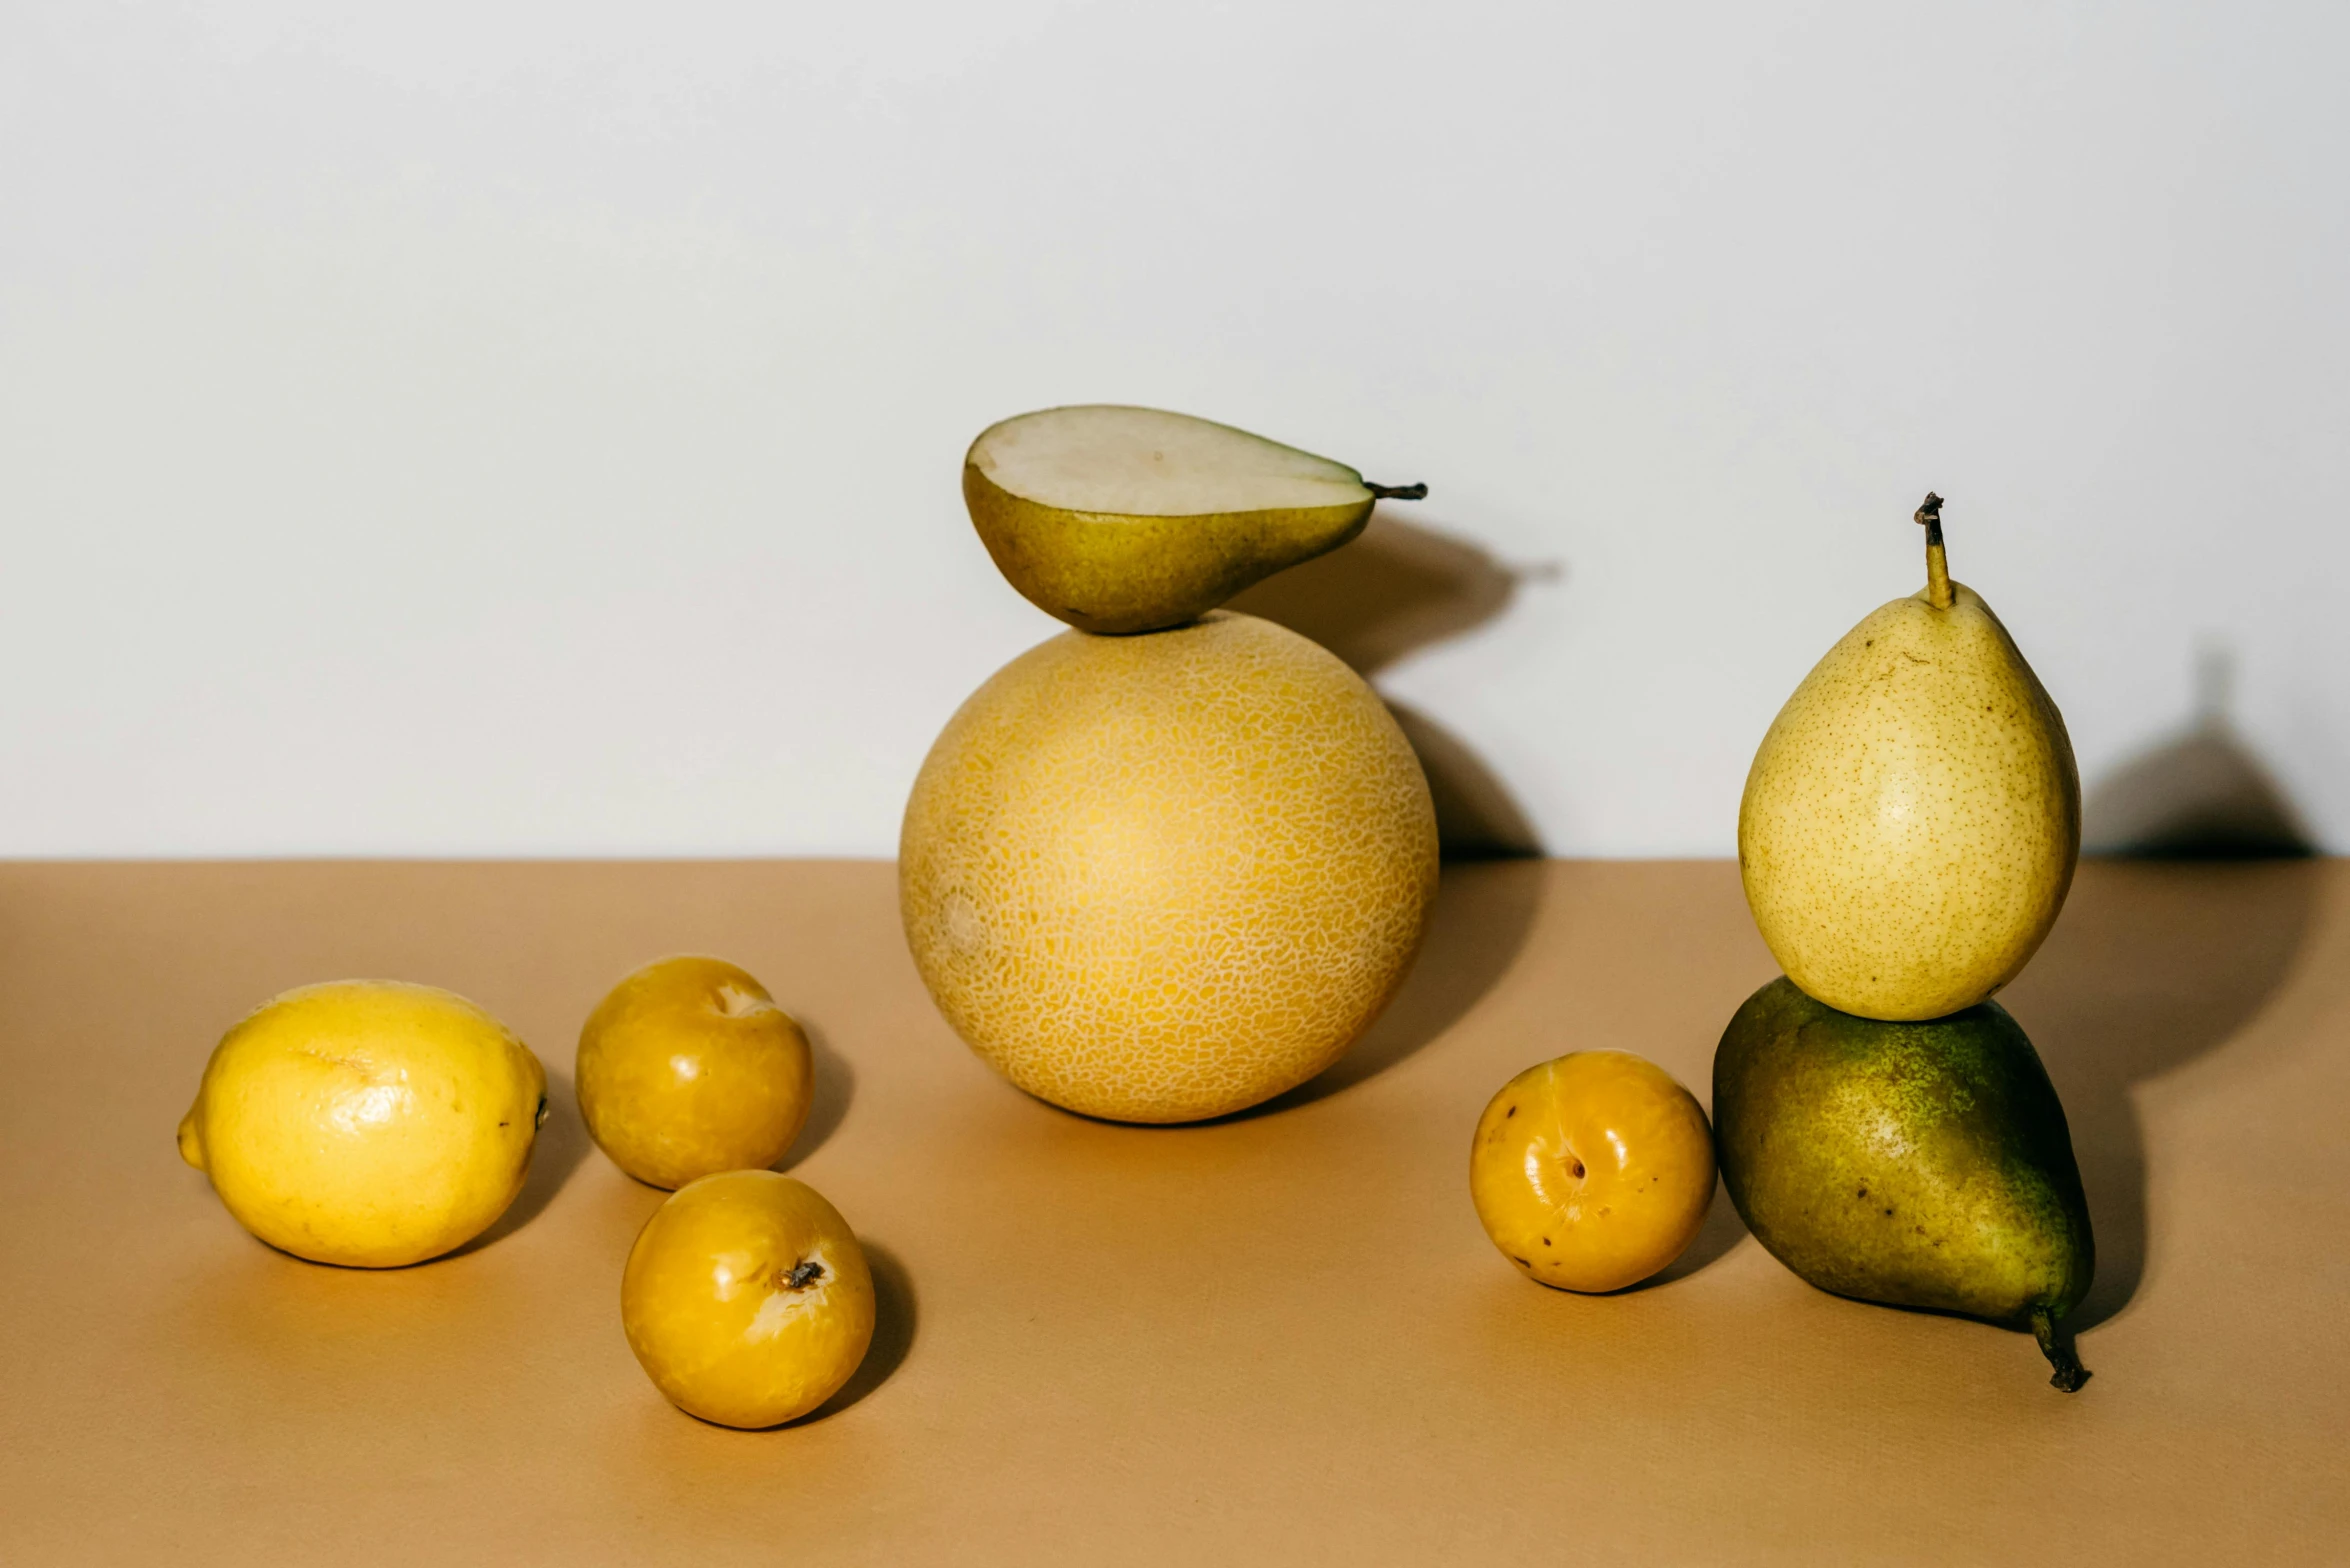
1916, 491, 1952, 610
1365, 481, 1428, 501
2032, 1308, 2089, 1392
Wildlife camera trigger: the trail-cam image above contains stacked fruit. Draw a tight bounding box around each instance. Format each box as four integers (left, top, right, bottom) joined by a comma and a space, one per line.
171, 439, 2100, 1432
899, 405, 1442, 1124
1718, 495, 2096, 1390
172, 402, 1451, 1435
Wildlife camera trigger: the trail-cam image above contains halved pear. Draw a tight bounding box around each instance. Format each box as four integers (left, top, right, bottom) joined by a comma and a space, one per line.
963, 404, 1422, 634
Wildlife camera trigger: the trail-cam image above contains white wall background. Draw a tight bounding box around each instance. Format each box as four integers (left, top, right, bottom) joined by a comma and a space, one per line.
2, 1, 2343, 857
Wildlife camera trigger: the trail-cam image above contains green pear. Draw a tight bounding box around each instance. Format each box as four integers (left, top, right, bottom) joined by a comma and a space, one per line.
1714, 976, 2095, 1390
963, 405, 1424, 634
1739, 495, 2080, 1021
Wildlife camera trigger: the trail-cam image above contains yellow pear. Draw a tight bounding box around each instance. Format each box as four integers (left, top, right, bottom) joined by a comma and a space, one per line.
964, 404, 1424, 635
1739, 496, 2080, 1021
900, 611, 1438, 1122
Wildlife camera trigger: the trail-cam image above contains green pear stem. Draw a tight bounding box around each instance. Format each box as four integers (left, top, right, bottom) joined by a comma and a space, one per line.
1365, 481, 1428, 501
2032, 1307, 2089, 1392
1916, 491, 1952, 610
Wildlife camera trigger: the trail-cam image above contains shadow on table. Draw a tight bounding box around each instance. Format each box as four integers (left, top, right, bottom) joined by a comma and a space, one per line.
801, 1240, 915, 1424
1205, 508, 1562, 1119
2004, 680, 2320, 1333
1237, 859, 1549, 1119
481, 1013, 855, 1242
1619, 1185, 1751, 1292
781, 1024, 856, 1173
460, 1066, 594, 1255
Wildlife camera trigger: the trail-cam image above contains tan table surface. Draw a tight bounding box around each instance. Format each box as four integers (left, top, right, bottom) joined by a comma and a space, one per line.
1, 858, 2343, 1564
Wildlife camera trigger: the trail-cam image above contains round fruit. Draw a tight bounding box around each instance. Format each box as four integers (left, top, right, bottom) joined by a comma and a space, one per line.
899, 611, 1438, 1123
577, 955, 814, 1189
1469, 1050, 1716, 1293
177, 980, 547, 1267
622, 1171, 876, 1428
1736, 502, 2079, 1022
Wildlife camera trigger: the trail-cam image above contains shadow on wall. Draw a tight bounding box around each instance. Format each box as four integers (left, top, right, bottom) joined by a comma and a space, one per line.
2006, 644, 2319, 1334
1228, 510, 1558, 859
1220, 509, 1558, 1116
2082, 647, 2314, 858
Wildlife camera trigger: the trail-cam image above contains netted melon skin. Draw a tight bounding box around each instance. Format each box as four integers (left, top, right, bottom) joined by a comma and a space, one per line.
899, 612, 1439, 1123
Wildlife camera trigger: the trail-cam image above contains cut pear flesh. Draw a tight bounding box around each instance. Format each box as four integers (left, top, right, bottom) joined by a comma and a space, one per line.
972, 405, 1372, 516
963, 405, 1412, 635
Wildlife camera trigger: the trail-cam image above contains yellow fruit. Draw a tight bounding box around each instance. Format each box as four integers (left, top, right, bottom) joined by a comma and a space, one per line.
1738, 498, 2079, 1020
177, 980, 547, 1267
577, 955, 814, 1189
965, 403, 1421, 635
899, 611, 1438, 1123
622, 1171, 875, 1428
1470, 1051, 1716, 1293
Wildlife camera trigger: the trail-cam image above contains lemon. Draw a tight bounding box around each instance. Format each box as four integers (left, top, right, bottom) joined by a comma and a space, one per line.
178, 980, 548, 1267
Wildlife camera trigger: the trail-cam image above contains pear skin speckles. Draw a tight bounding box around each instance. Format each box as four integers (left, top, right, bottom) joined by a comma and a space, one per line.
1712, 977, 2094, 1354
898, 612, 1438, 1123
1738, 583, 2079, 1021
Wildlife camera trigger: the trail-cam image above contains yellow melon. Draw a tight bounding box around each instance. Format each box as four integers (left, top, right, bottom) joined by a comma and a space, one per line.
899, 611, 1438, 1123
